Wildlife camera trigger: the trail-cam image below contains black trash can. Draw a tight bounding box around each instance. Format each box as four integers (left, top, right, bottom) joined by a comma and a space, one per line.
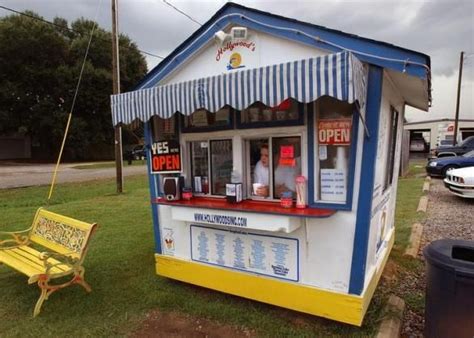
423, 239, 474, 338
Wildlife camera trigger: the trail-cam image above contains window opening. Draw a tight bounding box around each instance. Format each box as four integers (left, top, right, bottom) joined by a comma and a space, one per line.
315, 97, 354, 203
383, 107, 399, 191
189, 139, 233, 196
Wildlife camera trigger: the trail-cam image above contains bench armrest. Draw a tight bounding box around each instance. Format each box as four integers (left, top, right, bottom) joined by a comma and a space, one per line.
39, 251, 80, 274
0, 228, 31, 249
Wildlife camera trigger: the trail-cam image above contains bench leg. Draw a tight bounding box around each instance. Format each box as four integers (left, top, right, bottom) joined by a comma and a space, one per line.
75, 266, 92, 293
33, 286, 48, 317
34, 276, 55, 318
32, 267, 92, 317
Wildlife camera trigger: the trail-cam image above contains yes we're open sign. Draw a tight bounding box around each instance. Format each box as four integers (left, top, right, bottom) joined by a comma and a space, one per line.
150, 140, 181, 174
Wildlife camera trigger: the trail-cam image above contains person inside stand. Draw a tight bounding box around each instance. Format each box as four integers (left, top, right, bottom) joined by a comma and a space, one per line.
253, 144, 269, 197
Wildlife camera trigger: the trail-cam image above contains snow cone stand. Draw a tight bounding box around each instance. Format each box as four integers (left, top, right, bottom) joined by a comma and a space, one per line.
110, 3, 431, 326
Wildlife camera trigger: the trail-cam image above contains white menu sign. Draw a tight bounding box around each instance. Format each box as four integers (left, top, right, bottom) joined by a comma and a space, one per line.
320, 169, 347, 202
190, 225, 299, 281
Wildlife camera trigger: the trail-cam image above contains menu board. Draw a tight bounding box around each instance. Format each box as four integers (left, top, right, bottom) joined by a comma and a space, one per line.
190, 225, 299, 281
320, 169, 347, 202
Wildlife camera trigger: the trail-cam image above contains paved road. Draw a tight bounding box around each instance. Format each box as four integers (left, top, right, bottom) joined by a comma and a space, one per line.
0, 162, 147, 189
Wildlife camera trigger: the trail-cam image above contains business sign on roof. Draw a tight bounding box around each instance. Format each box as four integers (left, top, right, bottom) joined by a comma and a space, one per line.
215, 34, 259, 72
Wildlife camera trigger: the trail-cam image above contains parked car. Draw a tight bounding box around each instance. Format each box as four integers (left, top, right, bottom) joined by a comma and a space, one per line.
444, 166, 474, 199
410, 138, 427, 152
124, 145, 147, 162
426, 150, 474, 177
431, 135, 474, 158
438, 139, 453, 148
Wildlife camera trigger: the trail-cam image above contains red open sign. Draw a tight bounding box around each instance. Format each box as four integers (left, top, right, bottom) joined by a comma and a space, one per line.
150, 140, 182, 174
318, 119, 352, 146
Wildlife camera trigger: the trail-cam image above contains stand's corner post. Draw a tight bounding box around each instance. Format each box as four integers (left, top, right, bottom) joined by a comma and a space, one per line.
349, 65, 383, 295
144, 121, 162, 254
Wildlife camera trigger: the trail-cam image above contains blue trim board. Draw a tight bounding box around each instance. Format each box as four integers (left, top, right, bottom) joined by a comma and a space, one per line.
144, 122, 163, 254
348, 66, 383, 295
135, 2, 430, 96
307, 102, 359, 211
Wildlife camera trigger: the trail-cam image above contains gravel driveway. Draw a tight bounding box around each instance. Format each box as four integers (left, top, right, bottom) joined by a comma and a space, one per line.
0, 162, 147, 189
401, 178, 474, 337
421, 178, 474, 245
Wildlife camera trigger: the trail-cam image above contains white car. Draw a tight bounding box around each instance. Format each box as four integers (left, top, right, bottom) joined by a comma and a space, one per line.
444, 166, 474, 198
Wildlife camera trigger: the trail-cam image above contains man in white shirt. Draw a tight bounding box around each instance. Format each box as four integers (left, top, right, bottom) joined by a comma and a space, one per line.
253, 144, 269, 197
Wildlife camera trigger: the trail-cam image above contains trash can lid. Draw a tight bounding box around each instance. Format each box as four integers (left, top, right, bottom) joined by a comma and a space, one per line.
423, 239, 474, 272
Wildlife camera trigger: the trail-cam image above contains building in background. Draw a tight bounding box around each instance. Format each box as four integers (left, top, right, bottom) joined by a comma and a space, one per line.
404, 118, 474, 157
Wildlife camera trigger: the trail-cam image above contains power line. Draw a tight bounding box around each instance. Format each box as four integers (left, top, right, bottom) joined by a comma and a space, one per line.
0, 4, 164, 60
161, 0, 202, 26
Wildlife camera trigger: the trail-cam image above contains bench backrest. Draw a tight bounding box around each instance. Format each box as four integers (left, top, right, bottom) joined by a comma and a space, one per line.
29, 208, 98, 261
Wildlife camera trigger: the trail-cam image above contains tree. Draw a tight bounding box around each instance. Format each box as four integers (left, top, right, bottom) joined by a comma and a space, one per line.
0, 12, 147, 160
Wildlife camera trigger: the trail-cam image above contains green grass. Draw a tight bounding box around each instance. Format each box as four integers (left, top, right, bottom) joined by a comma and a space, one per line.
385, 163, 427, 324
0, 165, 426, 337
404, 159, 428, 178
393, 176, 425, 251
71, 160, 146, 169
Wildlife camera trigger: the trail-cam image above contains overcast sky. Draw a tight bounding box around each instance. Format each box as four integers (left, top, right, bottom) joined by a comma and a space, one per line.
1, 0, 473, 122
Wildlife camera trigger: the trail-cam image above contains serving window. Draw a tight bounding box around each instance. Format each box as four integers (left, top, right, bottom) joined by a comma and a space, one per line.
189, 139, 233, 196
246, 136, 302, 200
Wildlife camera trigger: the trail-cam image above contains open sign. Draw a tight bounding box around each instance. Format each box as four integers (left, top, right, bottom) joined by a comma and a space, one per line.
150, 140, 181, 174
318, 119, 352, 146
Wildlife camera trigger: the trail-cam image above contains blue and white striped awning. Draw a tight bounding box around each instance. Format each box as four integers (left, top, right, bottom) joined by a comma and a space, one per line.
111, 51, 367, 126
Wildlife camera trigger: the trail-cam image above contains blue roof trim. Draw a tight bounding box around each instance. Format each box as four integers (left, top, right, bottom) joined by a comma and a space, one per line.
135, 2, 431, 102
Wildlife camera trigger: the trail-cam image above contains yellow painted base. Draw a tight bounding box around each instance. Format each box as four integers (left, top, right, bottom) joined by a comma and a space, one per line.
155, 232, 394, 326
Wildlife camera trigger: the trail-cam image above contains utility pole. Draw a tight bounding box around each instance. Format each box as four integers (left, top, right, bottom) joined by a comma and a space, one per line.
112, 0, 123, 193
453, 51, 464, 146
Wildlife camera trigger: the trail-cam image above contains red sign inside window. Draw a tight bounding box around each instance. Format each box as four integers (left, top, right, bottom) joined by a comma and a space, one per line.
318, 119, 352, 145
279, 145, 295, 167
280, 145, 294, 159
279, 158, 296, 167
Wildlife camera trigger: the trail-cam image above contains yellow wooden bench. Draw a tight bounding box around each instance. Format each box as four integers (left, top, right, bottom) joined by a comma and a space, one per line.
0, 208, 98, 317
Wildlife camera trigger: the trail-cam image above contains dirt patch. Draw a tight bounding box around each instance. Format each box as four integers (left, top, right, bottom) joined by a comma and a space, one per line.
130, 310, 255, 338
381, 260, 399, 284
